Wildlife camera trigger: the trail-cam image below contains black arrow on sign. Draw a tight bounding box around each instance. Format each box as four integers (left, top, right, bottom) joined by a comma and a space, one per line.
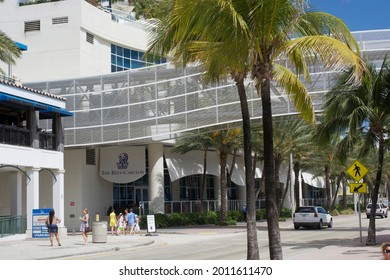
354, 184, 363, 192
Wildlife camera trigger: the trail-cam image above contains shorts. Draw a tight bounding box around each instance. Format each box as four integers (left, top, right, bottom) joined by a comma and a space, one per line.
49, 224, 58, 233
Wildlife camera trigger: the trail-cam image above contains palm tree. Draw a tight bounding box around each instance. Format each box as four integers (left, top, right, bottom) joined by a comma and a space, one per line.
0, 0, 21, 74
208, 128, 242, 223
0, 31, 21, 75
170, 131, 214, 204
316, 58, 390, 245
147, 0, 259, 259
147, 0, 364, 260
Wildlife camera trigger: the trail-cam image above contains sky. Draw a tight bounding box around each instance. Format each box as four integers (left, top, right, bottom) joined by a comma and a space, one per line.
309, 0, 390, 31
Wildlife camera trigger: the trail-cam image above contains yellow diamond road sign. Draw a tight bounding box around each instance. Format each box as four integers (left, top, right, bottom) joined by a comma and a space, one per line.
347, 160, 368, 181
349, 182, 367, 193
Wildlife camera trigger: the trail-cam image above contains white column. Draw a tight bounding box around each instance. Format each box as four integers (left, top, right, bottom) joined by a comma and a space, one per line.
26, 168, 40, 236
53, 169, 67, 237
10, 171, 22, 216
148, 143, 164, 214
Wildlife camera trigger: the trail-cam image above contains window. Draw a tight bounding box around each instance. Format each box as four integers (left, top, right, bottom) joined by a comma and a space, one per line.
111, 44, 166, 72
24, 20, 40, 32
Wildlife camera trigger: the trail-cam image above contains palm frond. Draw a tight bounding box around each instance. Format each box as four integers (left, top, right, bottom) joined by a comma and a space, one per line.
284, 36, 366, 85
273, 63, 315, 125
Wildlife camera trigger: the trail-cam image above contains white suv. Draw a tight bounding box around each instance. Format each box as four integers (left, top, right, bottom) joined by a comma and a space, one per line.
293, 206, 333, 229
366, 203, 388, 218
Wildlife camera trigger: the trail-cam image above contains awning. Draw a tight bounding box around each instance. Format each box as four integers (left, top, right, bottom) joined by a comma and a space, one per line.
0, 92, 73, 118
164, 148, 262, 186
301, 171, 325, 189
15, 41, 28, 51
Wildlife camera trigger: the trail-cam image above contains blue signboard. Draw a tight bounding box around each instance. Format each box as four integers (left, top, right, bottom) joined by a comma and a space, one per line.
32, 208, 52, 238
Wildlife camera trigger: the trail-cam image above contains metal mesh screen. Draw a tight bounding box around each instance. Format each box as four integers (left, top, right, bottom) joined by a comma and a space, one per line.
26, 30, 390, 147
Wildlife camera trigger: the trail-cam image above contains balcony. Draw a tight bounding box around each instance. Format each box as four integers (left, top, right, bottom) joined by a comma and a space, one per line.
0, 124, 56, 150
0, 125, 30, 146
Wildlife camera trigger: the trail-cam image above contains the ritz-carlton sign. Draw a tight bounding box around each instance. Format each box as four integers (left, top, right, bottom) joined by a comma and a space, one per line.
100, 146, 145, 183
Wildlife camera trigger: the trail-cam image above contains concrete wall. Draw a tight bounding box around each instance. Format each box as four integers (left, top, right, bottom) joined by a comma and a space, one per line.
64, 148, 112, 230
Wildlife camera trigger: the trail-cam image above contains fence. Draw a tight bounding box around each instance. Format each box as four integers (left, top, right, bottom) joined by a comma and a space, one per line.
139, 200, 267, 215
0, 216, 27, 238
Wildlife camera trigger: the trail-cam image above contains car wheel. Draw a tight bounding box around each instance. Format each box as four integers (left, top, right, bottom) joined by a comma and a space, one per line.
318, 220, 323, 229
294, 224, 299, 230
328, 218, 333, 228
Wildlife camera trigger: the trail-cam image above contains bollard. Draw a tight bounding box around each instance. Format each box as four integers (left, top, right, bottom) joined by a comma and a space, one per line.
72, 226, 75, 236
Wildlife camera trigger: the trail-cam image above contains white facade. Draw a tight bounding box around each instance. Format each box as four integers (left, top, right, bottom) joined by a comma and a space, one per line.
0, 0, 149, 82
2, 0, 390, 233
0, 79, 70, 238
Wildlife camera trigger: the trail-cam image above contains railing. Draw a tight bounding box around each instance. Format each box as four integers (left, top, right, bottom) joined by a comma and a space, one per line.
0, 216, 27, 238
0, 125, 30, 147
39, 131, 56, 150
139, 200, 266, 215
0, 125, 56, 150
0, 74, 17, 84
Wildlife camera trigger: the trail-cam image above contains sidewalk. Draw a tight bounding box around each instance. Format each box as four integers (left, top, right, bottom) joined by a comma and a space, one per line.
0, 232, 155, 260
0, 219, 388, 260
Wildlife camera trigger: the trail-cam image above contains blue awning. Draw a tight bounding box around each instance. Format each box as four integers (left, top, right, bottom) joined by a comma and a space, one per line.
0, 92, 73, 118
15, 41, 28, 51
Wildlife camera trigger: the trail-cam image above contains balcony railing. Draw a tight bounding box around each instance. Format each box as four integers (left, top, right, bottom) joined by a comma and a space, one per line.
0, 124, 56, 150
0, 125, 30, 146
39, 131, 56, 150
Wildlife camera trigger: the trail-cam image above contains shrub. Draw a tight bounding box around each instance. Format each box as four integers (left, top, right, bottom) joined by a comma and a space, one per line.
339, 208, 354, 215
330, 209, 339, 216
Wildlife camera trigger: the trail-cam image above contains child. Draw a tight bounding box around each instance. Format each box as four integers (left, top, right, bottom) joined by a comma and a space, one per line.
117, 213, 125, 235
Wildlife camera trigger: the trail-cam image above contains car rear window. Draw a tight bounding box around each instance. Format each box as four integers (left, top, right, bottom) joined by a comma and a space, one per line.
296, 207, 315, 213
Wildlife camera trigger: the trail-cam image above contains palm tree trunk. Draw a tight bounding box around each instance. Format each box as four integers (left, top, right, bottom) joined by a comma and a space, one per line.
293, 161, 300, 211
219, 151, 228, 223
259, 72, 283, 260
234, 74, 259, 260
280, 164, 291, 213
200, 149, 208, 211
325, 164, 332, 209
274, 154, 282, 216
366, 137, 385, 245
331, 174, 342, 210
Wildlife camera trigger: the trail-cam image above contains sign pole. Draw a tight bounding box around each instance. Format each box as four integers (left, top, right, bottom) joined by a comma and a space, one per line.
358, 193, 362, 244
346, 160, 368, 245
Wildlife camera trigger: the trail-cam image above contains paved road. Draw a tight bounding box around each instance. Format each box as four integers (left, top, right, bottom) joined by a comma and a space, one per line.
59, 214, 390, 260
2, 214, 388, 280
0, 213, 389, 260
0, 215, 390, 260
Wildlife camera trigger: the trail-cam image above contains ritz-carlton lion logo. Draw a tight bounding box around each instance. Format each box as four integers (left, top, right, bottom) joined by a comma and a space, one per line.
117, 153, 129, 169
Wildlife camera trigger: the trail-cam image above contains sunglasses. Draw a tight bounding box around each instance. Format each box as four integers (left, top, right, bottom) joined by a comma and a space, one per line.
384, 250, 390, 253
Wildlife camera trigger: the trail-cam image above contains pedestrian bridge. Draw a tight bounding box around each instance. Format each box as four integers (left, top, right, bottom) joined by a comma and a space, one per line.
26, 30, 390, 148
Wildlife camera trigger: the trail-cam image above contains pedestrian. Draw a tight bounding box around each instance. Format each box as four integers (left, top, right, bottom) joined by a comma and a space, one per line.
109, 208, 117, 236
133, 214, 141, 236
117, 213, 125, 235
381, 242, 390, 260
79, 208, 90, 245
123, 208, 128, 235
126, 208, 136, 235
242, 204, 247, 222
45, 209, 61, 247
